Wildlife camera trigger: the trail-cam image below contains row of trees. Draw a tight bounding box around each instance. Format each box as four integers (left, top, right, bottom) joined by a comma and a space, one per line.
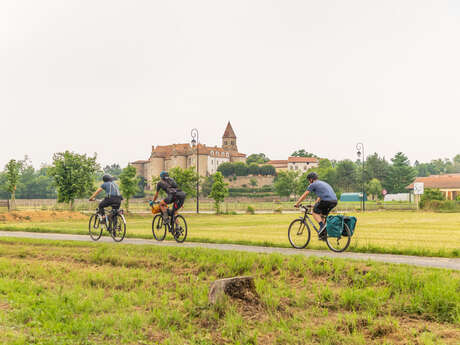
272, 152, 418, 199
1, 152, 144, 211
217, 162, 276, 177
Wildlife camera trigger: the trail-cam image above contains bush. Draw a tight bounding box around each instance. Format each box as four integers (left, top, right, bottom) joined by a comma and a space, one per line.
274, 206, 283, 214
246, 205, 255, 214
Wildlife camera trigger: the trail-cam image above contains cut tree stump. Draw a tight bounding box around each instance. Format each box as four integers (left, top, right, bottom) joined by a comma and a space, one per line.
208, 276, 259, 304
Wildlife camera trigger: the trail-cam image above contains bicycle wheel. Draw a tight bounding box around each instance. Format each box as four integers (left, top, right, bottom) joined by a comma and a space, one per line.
326, 223, 351, 252
173, 215, 188, 243
288, 219, 311, 249
152, 214, 167, 241
89, 214, 103, 241
111, 214, 126, 242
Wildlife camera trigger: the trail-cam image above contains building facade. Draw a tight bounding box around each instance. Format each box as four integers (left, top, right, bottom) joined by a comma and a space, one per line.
267, 157, 319, 173
131, 122, 246, 188
407, 174, 460, 200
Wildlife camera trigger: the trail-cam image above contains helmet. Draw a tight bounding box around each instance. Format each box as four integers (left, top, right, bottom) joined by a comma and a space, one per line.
160, 171, 169, 179
307, 172, 318, 181
102, 174, 112, 182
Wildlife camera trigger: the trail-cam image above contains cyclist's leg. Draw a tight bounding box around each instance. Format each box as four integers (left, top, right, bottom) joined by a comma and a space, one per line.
172, 192, 186, 223
98, 197, 111, 216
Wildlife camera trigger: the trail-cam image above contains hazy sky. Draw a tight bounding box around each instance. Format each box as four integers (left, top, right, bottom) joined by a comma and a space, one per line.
1, 0, 460, 169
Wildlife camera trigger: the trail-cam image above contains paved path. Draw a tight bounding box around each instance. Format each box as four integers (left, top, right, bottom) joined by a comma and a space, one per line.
0, 231, 459, 271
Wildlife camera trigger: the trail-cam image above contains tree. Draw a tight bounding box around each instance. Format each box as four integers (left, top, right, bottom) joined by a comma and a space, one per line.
103, 164, 122, 179
366, 178, 383, 200
274, 170, 299, 198
217, 162, 235, 177
201, 175, 214, 197
248, 163, 260, 175
4, 159, 23, 208
249, 177, 258, 193
234, 162, 249, 176
365, 153, 389, 183
48, 151, 99, 209
168, 167, 199, 198
119, 165, 139, 212
209, 172, 228, 214
386, 152, 416, 193
246, 153, 270, 165
335, 160, 358, 192
291, 149, 318, 158
260, 164, 276, 176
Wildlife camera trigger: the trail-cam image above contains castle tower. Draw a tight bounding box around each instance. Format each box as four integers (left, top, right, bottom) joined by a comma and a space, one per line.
222, 121, 238, 151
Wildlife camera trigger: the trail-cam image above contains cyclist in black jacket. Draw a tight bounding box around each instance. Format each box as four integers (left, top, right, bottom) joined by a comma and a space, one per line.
151, 171, 186, 224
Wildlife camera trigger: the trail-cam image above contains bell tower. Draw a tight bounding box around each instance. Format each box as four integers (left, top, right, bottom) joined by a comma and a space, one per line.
222, 121, 238, 152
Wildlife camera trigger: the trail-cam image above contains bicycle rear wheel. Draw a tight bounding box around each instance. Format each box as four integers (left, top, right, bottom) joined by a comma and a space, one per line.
173, 215, 187, 243
288, 219, 311, 249
89, 214, 103, 241
111, 214, 126, 242
326, 223, 351, 252
152, 214, 167, 241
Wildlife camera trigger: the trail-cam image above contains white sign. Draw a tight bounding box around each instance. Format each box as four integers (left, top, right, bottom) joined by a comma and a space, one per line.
414, 182, 424, 195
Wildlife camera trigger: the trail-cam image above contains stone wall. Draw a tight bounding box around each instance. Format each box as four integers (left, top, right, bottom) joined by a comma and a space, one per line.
224, 175, 275, 188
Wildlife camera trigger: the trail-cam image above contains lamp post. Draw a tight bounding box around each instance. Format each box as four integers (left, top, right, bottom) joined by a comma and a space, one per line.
356, 143, 365, 212
191, 128, 199, 214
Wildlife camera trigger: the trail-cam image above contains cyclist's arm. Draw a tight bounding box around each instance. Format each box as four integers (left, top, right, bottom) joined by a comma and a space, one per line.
295, 190, 310, 207
89, 187, 103, 201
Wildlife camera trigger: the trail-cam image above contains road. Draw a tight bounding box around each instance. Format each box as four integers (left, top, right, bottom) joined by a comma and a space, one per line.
0, 231, 459, 270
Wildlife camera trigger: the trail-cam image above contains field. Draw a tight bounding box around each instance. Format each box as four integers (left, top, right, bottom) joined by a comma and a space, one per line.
0, 237, 458, 345
0, 211, 459, 258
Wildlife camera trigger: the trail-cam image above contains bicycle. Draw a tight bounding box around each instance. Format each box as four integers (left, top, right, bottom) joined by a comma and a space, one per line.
88, 207, 127, 242
288, 204, 351, 252
151, 203, 187, 243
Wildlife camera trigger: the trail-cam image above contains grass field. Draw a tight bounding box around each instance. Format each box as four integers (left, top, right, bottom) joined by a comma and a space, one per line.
0, 211, 459, 258
0, 238, 458, 344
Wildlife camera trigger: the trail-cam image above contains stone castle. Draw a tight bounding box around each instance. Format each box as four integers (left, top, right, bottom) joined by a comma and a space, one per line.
131, 122, 246, 188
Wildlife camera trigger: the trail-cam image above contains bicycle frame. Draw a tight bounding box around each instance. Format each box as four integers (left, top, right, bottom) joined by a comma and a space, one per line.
299, 206, 326, 235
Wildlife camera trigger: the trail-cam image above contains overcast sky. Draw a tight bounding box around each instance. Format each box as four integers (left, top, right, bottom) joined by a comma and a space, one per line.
1, 0, 460, 169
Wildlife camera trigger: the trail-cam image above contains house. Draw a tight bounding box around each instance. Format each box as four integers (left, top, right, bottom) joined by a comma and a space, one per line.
267, 157, 319, 173
406, 174, 460, 200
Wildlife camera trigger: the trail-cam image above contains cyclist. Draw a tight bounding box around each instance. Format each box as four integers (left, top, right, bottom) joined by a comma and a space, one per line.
89, 174, 123, 221
150, 171, 186, 225
294, 172, 337, 239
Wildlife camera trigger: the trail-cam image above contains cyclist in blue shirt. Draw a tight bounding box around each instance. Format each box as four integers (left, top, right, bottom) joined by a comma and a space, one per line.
89, 175, 123, 217
295, 172, 338, 239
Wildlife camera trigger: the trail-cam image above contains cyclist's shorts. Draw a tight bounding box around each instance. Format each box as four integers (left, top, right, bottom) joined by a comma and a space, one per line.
173, 191, 186, 211
314, 200, 337, 216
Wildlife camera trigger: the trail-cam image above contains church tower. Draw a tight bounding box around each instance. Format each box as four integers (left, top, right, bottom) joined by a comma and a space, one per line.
222, 121, 238, 152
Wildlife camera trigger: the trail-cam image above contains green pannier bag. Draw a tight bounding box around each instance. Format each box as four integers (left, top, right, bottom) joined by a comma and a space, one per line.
343, 216, 357, 236
326, 215, 344, 238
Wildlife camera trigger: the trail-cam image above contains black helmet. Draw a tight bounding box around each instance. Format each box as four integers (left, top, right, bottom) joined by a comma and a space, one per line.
307, 172, 318, 181
102, 174, 112, 182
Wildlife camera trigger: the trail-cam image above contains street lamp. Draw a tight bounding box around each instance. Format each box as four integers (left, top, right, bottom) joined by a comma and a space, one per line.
191, 128, 199, 214
356, 142, 365, 212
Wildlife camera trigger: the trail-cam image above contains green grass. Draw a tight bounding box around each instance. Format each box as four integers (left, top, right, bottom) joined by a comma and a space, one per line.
0, 211, 459, 258
0, 238, 458, 344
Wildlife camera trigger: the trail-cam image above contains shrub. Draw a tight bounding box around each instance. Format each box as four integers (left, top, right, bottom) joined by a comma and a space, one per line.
274, 206, 283, 214
246, 205, 255, 214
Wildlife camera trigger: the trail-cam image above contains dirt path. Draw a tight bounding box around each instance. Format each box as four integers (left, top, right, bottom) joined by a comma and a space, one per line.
0, 231, 459, 270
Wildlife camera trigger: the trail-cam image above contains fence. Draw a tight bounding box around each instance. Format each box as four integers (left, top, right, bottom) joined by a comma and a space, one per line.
3, 198, 417, 213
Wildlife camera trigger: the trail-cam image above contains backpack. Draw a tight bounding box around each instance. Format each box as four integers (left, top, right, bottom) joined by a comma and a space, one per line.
163, 177, 178, 195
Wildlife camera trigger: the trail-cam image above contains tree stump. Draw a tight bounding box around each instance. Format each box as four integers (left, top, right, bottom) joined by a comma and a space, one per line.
208, 276, 259, 304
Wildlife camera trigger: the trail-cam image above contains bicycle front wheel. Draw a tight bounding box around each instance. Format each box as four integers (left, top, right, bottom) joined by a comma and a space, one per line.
326, 223, 351, 252
111, 214, 126, 242
152, 214, 167, 241
173, 215, 188, 243
288, 219, 311, 249
89, 214, 103, 241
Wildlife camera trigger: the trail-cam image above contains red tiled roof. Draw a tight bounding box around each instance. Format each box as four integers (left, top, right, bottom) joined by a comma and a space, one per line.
222, 121, 236, 138
268, 160, 288, 165
288, 156, 319, 163
406, 174, 460, 189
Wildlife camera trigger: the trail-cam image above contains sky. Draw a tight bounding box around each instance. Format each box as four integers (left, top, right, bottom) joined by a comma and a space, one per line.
1, 0, 460, 169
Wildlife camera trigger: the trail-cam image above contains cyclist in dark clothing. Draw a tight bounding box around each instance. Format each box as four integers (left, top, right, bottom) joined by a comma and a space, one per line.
151, 171, 186, 223
89, 175, 123, 216
295, 172, 338, 239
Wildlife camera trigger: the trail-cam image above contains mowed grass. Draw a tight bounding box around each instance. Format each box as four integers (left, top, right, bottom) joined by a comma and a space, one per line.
0, 238, 458, 345
0, 211, 459, 257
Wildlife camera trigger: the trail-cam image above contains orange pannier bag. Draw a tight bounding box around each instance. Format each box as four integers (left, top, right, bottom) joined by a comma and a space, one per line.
151, 204, 161, 214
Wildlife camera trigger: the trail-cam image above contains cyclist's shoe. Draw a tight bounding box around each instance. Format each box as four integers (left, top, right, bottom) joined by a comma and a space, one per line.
318, 227, 327, 241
